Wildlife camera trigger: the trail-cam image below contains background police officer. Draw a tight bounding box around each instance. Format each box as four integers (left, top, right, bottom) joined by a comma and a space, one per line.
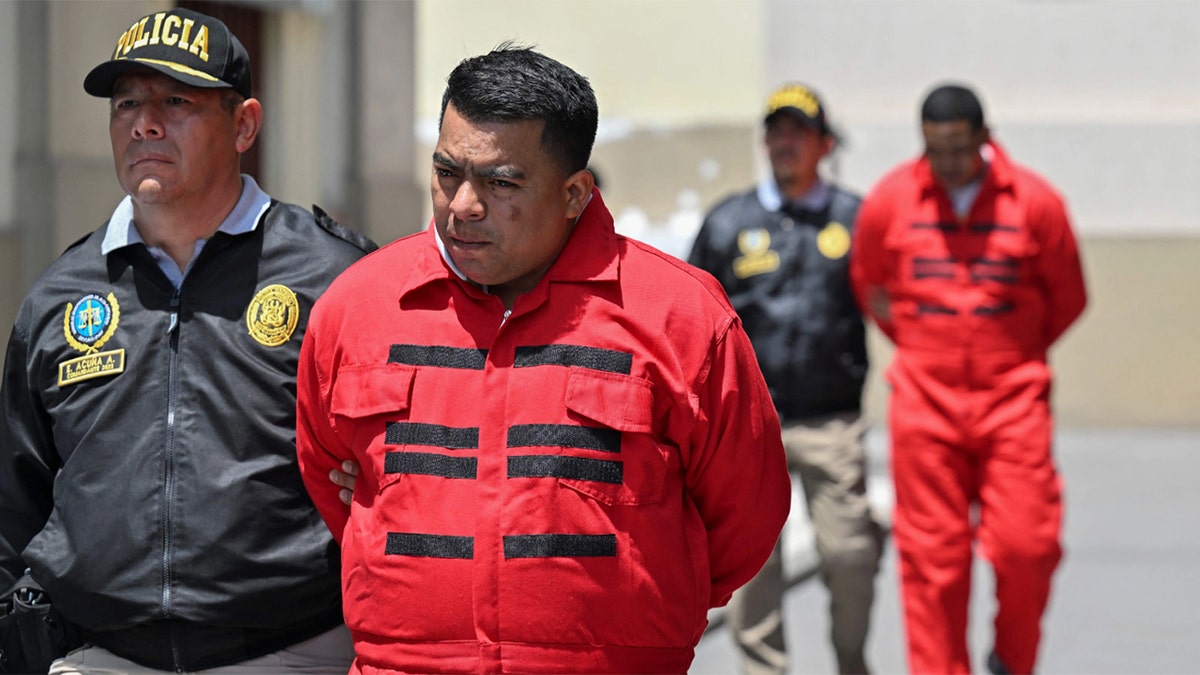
689, 83, 884, 675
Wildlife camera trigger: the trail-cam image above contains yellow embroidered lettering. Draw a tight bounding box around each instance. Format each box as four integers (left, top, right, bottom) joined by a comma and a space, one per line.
113, 28, 131, 59
121, 20, 140, 55
179, 18, 194, 51
189, 25, 209, 61
132, 17, 151, 48
148, 12, 165, 45
161, 15, 181, 46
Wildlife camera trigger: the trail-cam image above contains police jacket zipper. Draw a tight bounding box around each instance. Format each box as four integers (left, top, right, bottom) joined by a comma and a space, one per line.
163, 289, 183, 671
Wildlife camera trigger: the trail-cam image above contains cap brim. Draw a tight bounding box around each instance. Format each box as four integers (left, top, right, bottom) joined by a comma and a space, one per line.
765, 107, 820, 126
84, 59, 233, 98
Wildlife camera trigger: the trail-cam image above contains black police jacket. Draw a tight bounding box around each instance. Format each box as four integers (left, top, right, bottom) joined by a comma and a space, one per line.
0, 201, 375, 671
688, 185, 868, 421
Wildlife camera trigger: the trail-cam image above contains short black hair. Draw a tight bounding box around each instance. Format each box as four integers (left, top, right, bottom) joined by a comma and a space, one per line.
920, 83, 986, 132
219, 89, 244, 113
439, 43, 598, 175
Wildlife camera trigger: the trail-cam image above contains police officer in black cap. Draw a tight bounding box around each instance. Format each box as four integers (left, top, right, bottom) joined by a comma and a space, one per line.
688, 83, 885, 675
0, 8, 374, 673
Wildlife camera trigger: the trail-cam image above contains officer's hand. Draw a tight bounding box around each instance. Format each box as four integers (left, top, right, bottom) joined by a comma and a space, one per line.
329, 460, 359, 506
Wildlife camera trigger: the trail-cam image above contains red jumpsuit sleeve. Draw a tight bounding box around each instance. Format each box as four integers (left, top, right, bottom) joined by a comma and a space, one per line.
850, 190, 899, 342
295, 310, 353, 545
1031, 191, 1088, 346
686, 317, 791, 608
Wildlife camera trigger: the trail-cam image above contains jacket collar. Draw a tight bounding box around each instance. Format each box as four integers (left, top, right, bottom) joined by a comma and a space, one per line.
757, 177, 831, 213
100, 174, 271, 255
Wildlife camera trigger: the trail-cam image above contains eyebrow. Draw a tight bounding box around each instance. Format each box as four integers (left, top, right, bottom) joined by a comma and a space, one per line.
432, 151, 524, 181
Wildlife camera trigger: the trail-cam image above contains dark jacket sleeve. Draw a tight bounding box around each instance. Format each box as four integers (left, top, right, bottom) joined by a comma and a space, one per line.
686, 216, 719, 274
0, 314, 59, 588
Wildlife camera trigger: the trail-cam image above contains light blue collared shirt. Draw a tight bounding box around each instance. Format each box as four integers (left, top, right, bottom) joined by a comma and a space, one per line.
100, 175, 272, 288
756, 177, 832, 213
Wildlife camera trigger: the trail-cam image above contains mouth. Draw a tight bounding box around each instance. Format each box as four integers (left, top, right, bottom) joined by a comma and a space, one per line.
448, 236, 490, 252
444, 222, 490, 249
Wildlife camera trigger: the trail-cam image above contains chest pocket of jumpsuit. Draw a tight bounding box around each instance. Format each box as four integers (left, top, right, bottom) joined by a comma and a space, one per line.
555, 368, 670, 506
969, 224, 1040, 292
330, 362, 416, 493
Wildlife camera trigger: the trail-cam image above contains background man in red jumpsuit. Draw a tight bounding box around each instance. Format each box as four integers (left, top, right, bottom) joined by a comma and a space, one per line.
849, 83, 1087, 675
297, 45, 790, 675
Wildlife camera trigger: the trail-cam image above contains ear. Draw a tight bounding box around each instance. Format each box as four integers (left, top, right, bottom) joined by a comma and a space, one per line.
234, 97, 263, 154
564, 168, 596, 220
821, 134, 837, 157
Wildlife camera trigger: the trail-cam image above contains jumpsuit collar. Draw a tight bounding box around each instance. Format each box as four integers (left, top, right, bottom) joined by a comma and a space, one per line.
916, 140, 1016, 200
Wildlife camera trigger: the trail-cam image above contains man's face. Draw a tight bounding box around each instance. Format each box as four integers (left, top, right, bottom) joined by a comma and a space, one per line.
764, 113, 831, 192
109, 70, 244, 206
922, 119, 987, 190
431, 103, 590, 306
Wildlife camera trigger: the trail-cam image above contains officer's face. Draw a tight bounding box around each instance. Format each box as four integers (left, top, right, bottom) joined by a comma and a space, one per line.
764, 114, 831, 193
109, 70, 255, 208
431, 103, 593, 307
922, 119, 988, 190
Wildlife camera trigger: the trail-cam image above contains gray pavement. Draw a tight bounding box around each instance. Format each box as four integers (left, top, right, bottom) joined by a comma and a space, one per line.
692, 428, 1200, 674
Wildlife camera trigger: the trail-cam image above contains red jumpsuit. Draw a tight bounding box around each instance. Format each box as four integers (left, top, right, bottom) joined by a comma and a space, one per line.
850, 141, 1086, 674
296, 190, 791, 674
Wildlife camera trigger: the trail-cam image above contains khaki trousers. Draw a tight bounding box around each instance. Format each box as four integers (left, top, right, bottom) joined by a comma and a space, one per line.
728, 412, 884, 675
50, 624, 354, 674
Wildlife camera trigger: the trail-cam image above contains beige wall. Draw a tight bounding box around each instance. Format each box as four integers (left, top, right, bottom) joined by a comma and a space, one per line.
415, 0, 763, 127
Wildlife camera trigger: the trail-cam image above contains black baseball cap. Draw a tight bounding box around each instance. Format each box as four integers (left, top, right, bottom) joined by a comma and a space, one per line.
84, 8, 252, 99
764, 83, 832, 137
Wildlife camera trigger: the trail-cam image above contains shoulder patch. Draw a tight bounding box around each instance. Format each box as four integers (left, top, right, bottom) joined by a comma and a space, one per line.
733, 228, 781, 278
313, 205, 378, 253
59, 292, 125, 386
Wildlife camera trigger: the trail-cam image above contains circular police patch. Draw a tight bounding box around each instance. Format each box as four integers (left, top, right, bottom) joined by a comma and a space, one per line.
64, 293, 121, 353
246, 284, 300, 347
817, 222, 851, 260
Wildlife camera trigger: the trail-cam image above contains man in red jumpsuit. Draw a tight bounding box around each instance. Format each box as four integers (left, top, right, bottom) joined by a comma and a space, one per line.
295, 45, 791, 675
849, 83, 1087, 675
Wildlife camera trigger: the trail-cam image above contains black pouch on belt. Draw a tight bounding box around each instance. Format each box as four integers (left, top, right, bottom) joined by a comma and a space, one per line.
0, 570, 82, 674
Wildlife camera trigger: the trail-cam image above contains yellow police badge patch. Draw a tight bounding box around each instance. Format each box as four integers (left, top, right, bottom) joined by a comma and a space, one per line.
59, 292, 125, 386
817, 222, 851, 260
246, 284, 300, 347
733, 228, 781, 279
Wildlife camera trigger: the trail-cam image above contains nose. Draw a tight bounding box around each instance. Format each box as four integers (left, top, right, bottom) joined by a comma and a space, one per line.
449, 180, 485, 221
132, 104, 164, 140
